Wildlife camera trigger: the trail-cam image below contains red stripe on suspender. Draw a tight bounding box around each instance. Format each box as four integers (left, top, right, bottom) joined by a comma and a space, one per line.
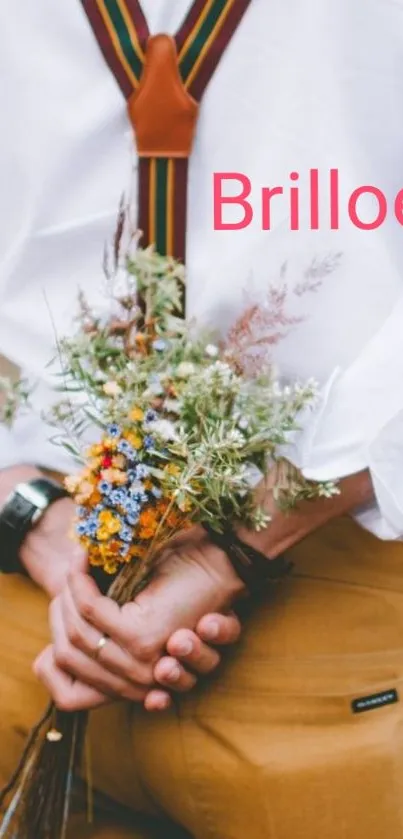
138, 157, 151, 249
122, 0, 149, 50
81, 0, 135, 98
175, 0, 210, 54
188, 0, 252, 101
173, 159, 188, 264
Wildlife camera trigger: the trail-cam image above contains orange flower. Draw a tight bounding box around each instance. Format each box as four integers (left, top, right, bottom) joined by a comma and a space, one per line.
130, 544, 146, 558
88, 490, 102, 506
64, 474, 82, 494
76, 481, 95, 504
139, 508, 158, 528
138, 526, 155, 540
112, 455, 126, 470
100, 468, 127, 485
88, 549, 105, 567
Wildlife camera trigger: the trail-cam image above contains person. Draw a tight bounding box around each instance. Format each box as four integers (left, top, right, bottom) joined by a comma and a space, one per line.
1, 1, 403, 837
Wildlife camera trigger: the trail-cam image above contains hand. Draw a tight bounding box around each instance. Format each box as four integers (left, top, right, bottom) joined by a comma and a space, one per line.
0, 465, 86, 598
35, 609, 241, 711
35, 527, 245, 711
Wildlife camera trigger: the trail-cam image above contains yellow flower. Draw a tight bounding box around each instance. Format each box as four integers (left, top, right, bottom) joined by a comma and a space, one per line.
165, 464, 181, 477
98, 511, 121, 535
129, 406, 144, 422
97, 525, 111, 541
125, 432, 142, 450
102, 437, 118, 451
86, 444, 103, 458
104, 559, 119, 575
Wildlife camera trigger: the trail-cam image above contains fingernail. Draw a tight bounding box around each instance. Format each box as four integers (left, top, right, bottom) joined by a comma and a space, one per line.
176, 640, 193, 656
205, 621, 220, 640
168, 665, 181, 682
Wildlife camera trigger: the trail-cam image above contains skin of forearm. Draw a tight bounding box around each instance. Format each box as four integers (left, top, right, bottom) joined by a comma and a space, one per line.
237, 469, 374, 559
0, 464, 44, 504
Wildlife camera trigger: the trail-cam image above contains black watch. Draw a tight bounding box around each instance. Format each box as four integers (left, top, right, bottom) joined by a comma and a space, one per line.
203, 523, 294, 594
0, 478, 69, 575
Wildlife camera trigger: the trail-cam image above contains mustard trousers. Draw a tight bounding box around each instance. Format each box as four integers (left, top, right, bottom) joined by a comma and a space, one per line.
2, 516, 403, 839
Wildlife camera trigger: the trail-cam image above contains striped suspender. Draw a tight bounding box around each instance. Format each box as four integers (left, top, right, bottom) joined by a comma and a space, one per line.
81, 0, 252, 266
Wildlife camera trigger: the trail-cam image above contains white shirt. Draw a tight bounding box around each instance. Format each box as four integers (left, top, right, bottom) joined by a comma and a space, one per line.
1, 0, 403, 539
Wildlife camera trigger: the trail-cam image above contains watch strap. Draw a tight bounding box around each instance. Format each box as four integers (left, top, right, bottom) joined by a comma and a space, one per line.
0, 478, 68, 574
203, 523, 294, 594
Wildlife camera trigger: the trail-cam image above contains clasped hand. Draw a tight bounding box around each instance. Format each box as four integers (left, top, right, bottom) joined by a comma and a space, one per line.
35, 528, 244, 712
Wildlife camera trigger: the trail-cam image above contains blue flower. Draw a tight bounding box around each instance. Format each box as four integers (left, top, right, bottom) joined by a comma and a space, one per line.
120, 525, 133, 543
109, 488, 129, 507
151, 486, 162, 499
135, 464, 150, 480
75, 522, 88, 537
99, 480, 113, 495
145, 409, 157, 424
126, 498, 141, 514
118, 440, 137, 459
86, 520, 99, 537
152, 339, 167, 352
107, 423, 121, 438
120, 543, 131, 558
143, 436, 154, 451
130, 489, 147, 506
126, 511, 140, 526
77, 506, 87, 518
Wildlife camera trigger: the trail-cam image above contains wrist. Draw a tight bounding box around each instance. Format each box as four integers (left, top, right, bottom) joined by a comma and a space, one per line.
196, 534, 247, 601
20, 496, 79, 597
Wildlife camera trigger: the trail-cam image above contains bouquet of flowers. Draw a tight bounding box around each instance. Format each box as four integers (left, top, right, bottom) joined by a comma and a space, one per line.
0, 221, 338, 839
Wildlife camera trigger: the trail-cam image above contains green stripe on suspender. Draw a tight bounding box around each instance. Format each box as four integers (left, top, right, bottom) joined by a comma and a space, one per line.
103, 0, 143, 80
179, 0, 229, 84
155, 159, 169, 256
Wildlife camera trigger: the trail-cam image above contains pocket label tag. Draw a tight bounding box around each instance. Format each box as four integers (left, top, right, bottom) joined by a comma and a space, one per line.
352, 689, 399, 714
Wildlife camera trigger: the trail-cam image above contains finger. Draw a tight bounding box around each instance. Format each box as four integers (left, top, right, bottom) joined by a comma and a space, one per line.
143, 690, 172, 713
166, 630, 220, 675
34, 647, 109, 712
196, 612, 242, 646
68, 572, 163, 663
153, 656, 197, 693
68, 572, 131, 643
60, 588, 153, 687
49, 601, 147, 702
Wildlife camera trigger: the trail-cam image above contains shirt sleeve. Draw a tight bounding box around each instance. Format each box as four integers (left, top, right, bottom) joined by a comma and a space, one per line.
0, 375, 78, 476
288, 294, 403, 540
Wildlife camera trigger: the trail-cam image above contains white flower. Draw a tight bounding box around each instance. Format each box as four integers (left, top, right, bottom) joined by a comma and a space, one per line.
148, 419, 178, 441
164, 398, 181, 414
176, 362, 196, 379
205, 344, 219, 358
103, 381, 122, 397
